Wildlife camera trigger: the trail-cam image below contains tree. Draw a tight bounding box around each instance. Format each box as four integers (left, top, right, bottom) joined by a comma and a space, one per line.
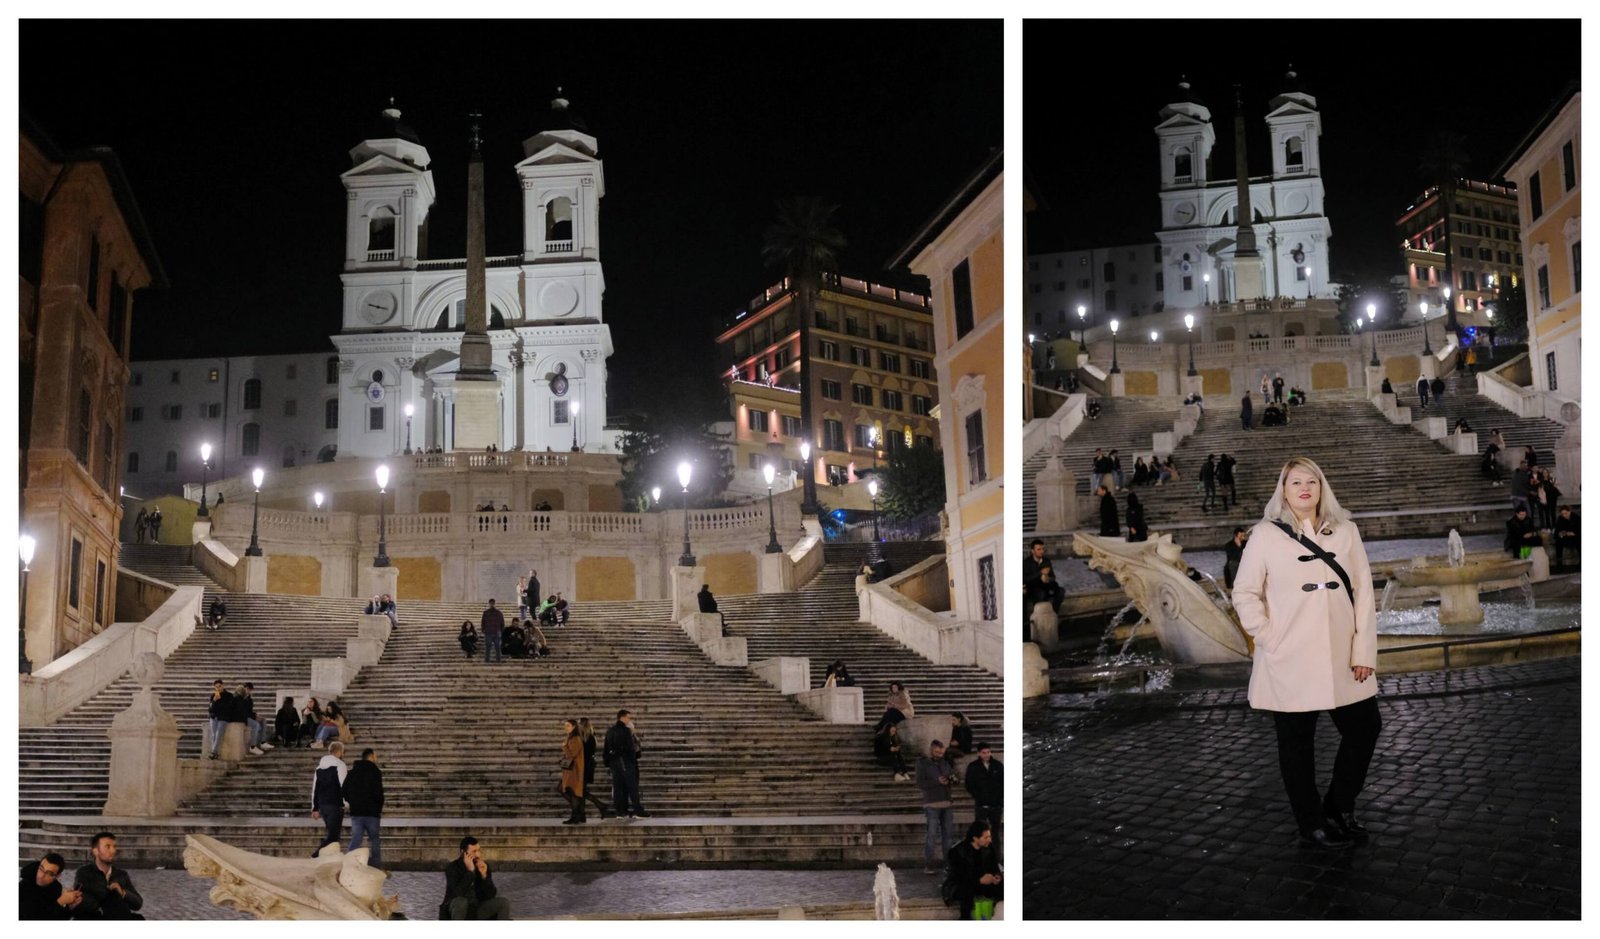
1419, 131, 1471, 332
1488, 276, 1528, 339
1334, 276, 1411, 333
876, 444, 945, 521
762, 197, 846, 516
614, 412, 733, 513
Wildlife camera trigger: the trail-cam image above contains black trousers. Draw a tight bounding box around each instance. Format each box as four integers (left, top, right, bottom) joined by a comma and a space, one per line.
1271, 697, 1381, 835
611, 761, 644, 814
316, 802, 344, 852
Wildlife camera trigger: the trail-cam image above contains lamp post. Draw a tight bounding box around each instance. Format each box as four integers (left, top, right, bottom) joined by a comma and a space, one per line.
867, 425, 879, 471
1366, 303, 1380, 367
677, 461, 695, 567
314, 491, 325, 511
651, 485, 661, 508
1443, 283, 1457, 334
19, 534, 36, 675
197, 442, 212, 517
373, 464, 391, 567
1108, 319, 1121, 373
1420, 300, 1433, 356
403, 403, 414, 455
798, 440, 816, 515
1202, 272, 1211, 305
762, 463, 781, 553
1184, 313, 1198, 376
244, 467, 265, 557
867, 479, 880, 542
570, 401, 581, 452
1303, 266, 1313, 301
1076, 304, 1087, 346
1150, 330, 1159, 344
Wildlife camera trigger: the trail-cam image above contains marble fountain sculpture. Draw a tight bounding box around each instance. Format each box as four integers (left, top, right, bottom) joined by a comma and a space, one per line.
1384, 529, 1532, 626
183, 834, 399, 920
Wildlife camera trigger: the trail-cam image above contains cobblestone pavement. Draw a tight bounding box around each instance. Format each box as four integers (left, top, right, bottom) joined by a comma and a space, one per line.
57, 866, 943, 920
1024, 657, 1581, 919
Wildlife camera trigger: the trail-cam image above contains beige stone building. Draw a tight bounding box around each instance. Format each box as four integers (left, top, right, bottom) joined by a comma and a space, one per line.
20, 117, 165, 667
1395, 177, 1522, 326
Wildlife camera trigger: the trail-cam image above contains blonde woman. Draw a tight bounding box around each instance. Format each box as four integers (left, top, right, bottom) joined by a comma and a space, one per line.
1232, 457, 1379, 852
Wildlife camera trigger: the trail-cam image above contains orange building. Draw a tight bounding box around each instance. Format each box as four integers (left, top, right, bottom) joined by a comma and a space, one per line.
20, 116, 165, 667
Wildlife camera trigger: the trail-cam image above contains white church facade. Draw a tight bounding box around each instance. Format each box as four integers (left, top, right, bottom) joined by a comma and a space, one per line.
330, 97, 615, 459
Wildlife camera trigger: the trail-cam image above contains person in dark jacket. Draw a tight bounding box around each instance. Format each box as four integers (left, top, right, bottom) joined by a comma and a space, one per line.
458, 621, 478, 659
441, 836, 511, 920
310, 741, 347, 856
481, 599, 505, 663
875, 723, 911, 780
945, 712, 975, 760
577, 718, 614, 819
1240, 391, 1254, 430
1553, 505, 1581, 565
343, 748, 385, 869
697, 584, 729, 636
1218, 454, 1237, 508
1430, 375, 1445, 405
1416, 375, 1430, 408
1272, 372, 1285, 404
1024, 563, 1065, 616
964, 744, 1004, 853
1505, 507, 1541, 558
1097, 485, 1119, 537
1125, 492, 1148, 542
1022, 540, 1049, 588
73, 832, 143, 919
206, 597, 227, 630
19, 853, 82, 919
945, 820, 1002, 920
603, 709, 650, 818
274, 697, 301, 748
232, 682, 270, 755
1223, 528, 1248, 590
207, 679, 235, 759
1380, 377, 1394, 395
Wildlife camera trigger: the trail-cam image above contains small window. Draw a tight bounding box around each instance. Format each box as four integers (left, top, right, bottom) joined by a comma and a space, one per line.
74, 388, 92, 464
977, 555, 997, 621
1182, 274, 1193, 292
369, 407, 385, 431
94, 560, 107, 626
851, 383, 873, 406
243, 378, 262, 410
910, 360, 931, 380
553, 400, 570, 424
881, 390, 903, 412
1173, 149, 1193, 181
747, 409, 770, 432
1284, 136, 1304, 169
242, 423, 261, 456
850, 346, 871, 367
86, 234, 101, 313
98, 421, 114, 490
127, 452, 140, 473
284, 399, 297, 417
822, 419, 846, 452
372, 370, 385, 384
826, 463, 850, 486
780, 414, 803, 437
128, 406, 143, 423
170, 370, 181, 384
132, 372, 142, 386
286, 363, 298, 380
325, 398, 340, 430
1537, 265, 1551, 309
818, 340, 838, 360
820, 380, 842, 401
282, 445, 297, 468
916, 434, 934, 449
1562, 140, 1576, 192
878, 352, 900, 373
1546, 350, 1558, 391
205, 403, 221, 419
1529, 170, 1544, 220
854, 424, 877, 449
68, 539, 83, 608
912, 395, 933, 416
1572, 242, 1581, 293
326, 357, 341, 384
164, 451, 177, 472
964, 410, 986, 484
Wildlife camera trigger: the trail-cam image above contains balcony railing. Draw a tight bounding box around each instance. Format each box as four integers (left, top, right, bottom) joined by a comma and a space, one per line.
543, 240, 574, 253
365, 249, 396, 262
412, 452, 572, 469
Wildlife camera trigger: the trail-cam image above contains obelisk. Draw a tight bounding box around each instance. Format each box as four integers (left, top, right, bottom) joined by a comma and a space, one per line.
1230, 85, 1266, 301
452, 111, 501, 449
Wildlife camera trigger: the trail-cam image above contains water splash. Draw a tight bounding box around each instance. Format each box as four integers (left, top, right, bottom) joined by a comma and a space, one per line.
1115, 616, 1147, 661
1379, 579, 1398, 615
1447, 529, 1466, 568
1095, 598, 1142, 659
1519, 573, 1536, 610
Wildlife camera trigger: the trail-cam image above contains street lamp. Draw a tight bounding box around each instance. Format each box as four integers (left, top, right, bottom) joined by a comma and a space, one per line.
314, 491, 324, 511
762, 463, 781, 554
677, 461, 695, 567
197, 442, 212, 517
1184, 313, 1198, 376
373, 464, 391, 567
867, 425, 879, 471
244, 467, 265, 557
19, 533, 36, 675
1420, 300, 1433, 356
1076, 304, 1087, 346
798, 440, 816, 515
867, 479, 880, 542
1149, 330, 1159, 344
1202, 272, 1211, 305
570, 400, 581, 452
1366, 302, 1379, 367
1443, 284, 1457, 333
650, 485, 661, 507
1303, 266, 1313, 301
1108, 319, 1121, 373
403, 403, 414, 455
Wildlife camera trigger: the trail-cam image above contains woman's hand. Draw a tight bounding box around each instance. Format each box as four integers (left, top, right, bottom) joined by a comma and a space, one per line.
1352, 666, 1374, 682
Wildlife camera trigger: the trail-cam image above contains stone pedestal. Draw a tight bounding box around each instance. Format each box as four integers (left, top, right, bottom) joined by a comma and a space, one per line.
452, 379, 501, 450
1034, 458, 1077, 532
701, 636, 748, 666
1436, 583, 1487, 626
679, 612, 722, 644
241, 554, 268, 593
357, 565, 399, 602
356, 614, 391, 644
1365, 365, 1384, 398
1419, 353, 1439, 380
752, 657, 810, 695
104, 689, 182, 817
216, 722, 250, 762
311, 658, 353, 698
1180, 374, 1204, 398
1106, 372, 1126, 397
1023, 643, 1050, 698
672, 565, 705, 622
1445, 432, 1478, 455
1029, 602, 1060, 652
854, 573, 869, 594
346, 636, 383, 668
759, 551, 794, 593
795, 686, 864, 723
191, 518, 212, 545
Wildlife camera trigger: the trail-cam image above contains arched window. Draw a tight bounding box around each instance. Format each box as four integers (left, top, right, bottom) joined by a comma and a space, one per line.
1173, 148, 1193, 182
545, 196, 573, 243
367, 207, 396, 253
242, 423, 261, 456
243, 378, 262, 410
1285, 136, 1304, 170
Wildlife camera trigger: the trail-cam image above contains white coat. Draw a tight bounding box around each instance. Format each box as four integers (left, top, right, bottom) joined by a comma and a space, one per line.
1232, 517, 1378, 712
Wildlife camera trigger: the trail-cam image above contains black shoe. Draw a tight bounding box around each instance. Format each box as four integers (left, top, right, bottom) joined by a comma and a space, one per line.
562, 818, 582, 825
633, 811, 652, 818
1325, 812, 1370, 845
1299, 826, 1355, 850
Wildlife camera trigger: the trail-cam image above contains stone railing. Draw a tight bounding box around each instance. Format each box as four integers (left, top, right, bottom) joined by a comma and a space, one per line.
410, 452, 574, 470
256, 508, 333, 536
20, 583, 204, 726
1478, 354, 1542, 418
789, 518, 826, 589
857, 554, 1000, 676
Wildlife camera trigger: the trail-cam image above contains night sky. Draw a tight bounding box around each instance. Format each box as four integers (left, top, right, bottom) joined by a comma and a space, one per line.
21, 19, 1001, 419
1024, 19, 1581, 284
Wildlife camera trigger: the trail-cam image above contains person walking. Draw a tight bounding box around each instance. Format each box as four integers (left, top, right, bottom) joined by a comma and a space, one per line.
1272, 372, 1285, 404
1223, 527, 1248, 590
133, 507, 148, 544
343, 747, 385, 869
604, 709, 650, 819
1200, 454, 1219, 512
147, 507, 163, 542
578, 718, 614, 819
525, 569, 541, 617
441, 836, 512, 920
1231, 457, 1380, 851
310, 741, 348, 856
1097, 485, 1120, 537
1430, 375, 1445, 406
916, 740, 957, 874
558, 719, 587, 824
1124, 492, 1147, 543
481, 599, 505, 664
1240, 391, 1254, 430
1415, 375, 1430, 409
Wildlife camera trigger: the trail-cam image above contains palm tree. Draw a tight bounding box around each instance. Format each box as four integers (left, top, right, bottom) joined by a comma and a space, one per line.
762, 197, 846, 514
1419, 131, 1471, 334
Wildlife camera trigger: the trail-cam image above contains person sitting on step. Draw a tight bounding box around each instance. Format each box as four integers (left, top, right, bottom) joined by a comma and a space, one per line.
458, 621, 478, 659
697, 583, 729, 636
275, 696, 302, 748
875, 722, 912, 781
553, 594, 570, 626
945, 712, 975, 761
299, 697, 324, 746
536, 595, 561, 628
528, 621, 552, 658
206, 597, 227, 630
823, 659, 857, 688
872, 681, 914, 733
502, 620, 528, 659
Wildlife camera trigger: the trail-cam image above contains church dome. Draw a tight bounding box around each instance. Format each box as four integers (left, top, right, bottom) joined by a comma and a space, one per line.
537, 88, 589, 135
1277, 66, 1310, 98
366, 99, 423, 145
1168, 76, 1207, 108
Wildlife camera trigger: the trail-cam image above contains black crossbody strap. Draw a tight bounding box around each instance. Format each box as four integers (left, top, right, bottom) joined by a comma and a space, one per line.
1272, 521, 1354, 604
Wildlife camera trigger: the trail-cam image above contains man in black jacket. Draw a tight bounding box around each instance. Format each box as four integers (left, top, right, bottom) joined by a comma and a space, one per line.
1505, 506, 1541, 558
343, 748, 385, 869
944, 820, 1002, 920
207, 679, 234, 760
963, 743, 1004, 852
73, 832, 143, 919
206, 597, 227, 630
19, 853, 82, 919
697, 584, 729, 636
233, 682, 270, 756
310, 741, 348, 856
604, 709, 650, 819
442, 836, 511, 919
1218, 454, 1237, 508
1553, 505, 1581, 566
